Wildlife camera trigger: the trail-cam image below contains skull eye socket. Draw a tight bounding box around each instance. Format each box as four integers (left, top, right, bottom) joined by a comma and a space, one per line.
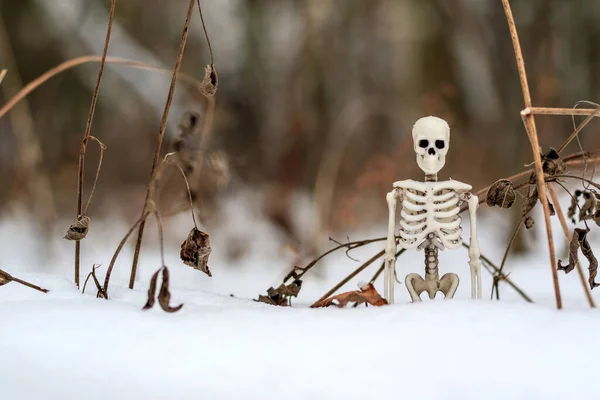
435, 140, 445, 149
418, 139, 429, 148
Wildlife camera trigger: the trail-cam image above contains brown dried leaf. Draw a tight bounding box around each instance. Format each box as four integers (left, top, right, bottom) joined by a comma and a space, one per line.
0, 269, 13, 286
486, 179, 516, 208
256, 294, 288, 307
558, 228, 600, 290
521, 186, 554, 218
180, 228, 212, 276
64, 215, 90, 241
142, 268, 161, 310
311, 282, 388, 308
268, 280, 303, 299
579, 191, 597, 222
158, 267, 184, 313
200, 64, 218, 97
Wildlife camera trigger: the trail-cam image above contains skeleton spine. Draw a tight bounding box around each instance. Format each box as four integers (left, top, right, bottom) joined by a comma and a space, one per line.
424, 234, 439, 282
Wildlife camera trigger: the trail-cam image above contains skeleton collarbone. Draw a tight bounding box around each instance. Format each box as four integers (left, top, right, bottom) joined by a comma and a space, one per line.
393, 179, 472, 251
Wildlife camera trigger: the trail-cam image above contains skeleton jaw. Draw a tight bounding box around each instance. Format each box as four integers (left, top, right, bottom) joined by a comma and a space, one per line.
416, 154, 446, 175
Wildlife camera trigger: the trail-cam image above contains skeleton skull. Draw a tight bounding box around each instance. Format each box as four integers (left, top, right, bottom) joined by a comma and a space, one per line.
412, 116, 450, 175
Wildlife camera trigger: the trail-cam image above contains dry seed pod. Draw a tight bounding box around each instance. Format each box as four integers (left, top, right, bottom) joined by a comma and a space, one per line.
64, 215, 90, 241
200, 64, 218, 97
524, 216, 535, 230
157, 267, 184, 313
180, 228, 212, 276
486, 179, 516, 208
568, 190, 582, 223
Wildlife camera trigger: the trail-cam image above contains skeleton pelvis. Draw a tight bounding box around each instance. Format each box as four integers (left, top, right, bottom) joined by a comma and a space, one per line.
405, 272, 459, 301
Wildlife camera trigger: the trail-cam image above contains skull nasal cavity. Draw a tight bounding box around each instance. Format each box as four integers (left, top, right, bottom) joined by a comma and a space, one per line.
428, 148, 436, 155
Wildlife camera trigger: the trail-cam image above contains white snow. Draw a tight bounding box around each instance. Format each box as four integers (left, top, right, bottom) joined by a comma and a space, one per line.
2, 195, 600, 399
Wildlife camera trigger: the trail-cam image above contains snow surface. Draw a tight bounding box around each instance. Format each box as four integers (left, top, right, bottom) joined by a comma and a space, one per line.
2, 194, 600, 399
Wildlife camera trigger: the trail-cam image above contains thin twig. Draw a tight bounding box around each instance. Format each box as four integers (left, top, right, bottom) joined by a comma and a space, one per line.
74, 0, 116, 289
196, 0, 214, 65
527, 107, 600, 117
0, 69, 6, 85
101, 212, 150, 298
547, 184, 596, 308
557, 107, 600, 154
129, 0, 196, 289
502, 0, 562, 309
491, 219, 523, 300
163, 153, 198, 229
82, 136, 106, 215
0, 56, 202, 121
462, 243, 533, 303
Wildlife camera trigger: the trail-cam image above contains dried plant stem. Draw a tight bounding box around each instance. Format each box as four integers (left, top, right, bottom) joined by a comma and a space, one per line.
467, 243, 533, 303
196, 0, 214, 65
528, 107, 600, 117
163, 154, 199, 228
547, 184, 596, 308
101, 212, 150, 298
82, 136, 106, 215
556, 108, 600, 154
74, 0, 116, 289
0, 69, 6, 85
0, 57, 202, 121
129, 0, 196, 289
491, 219, 523, 300
10, 276, 49, 293
502, 0, 562, 309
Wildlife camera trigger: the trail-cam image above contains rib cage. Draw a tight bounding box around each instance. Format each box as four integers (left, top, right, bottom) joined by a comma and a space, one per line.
398, 186, 464, 250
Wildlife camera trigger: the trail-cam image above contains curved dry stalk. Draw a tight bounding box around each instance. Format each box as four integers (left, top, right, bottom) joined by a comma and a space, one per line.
0, 56, 202, 121
502, 0, 562, 309
548, 184, 595, 308
491, 219, 523, 300
196, 0, 214, 66
101, 212, 150, 298
0, 69, 6, 85
163, 153, 199, 229
81, 136, 106, 215
74, 0, 116, 289
129, 0, 197, 290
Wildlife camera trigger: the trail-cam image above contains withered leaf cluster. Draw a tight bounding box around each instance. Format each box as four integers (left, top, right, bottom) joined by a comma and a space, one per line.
180, 228, 212, 277
558, 228, 600, 290
143, 267, 183, 313
64, 215, 90, 241
567, 189, 600, 226
486, 179, 516, 208
521, 185, 555, 221
311, 283, 388, 308
256, 280, 303, 307
541, 148, 566, 177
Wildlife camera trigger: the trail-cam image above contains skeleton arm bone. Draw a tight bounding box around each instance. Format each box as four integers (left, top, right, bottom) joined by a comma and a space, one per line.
384, 187, 403, 303
462, 192, 482, 299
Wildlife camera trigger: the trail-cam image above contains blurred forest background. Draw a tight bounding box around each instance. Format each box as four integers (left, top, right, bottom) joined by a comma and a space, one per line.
1, 0, 600, 259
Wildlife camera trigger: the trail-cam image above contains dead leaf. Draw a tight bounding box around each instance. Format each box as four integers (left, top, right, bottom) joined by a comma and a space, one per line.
142, 268, 161, 310
142, 267, 183, 313
256, 280, 303, 307
567, 190, 581, 223
0, 269, 13, 286
64, 215, 90, 241
542, 148, 566, 177
486, 179, 516, 208
558, 228, 600, 290
158, 267, 184, 313
311, 282, 388, 308
180, 228, 212, 276
521, 185, 555, 218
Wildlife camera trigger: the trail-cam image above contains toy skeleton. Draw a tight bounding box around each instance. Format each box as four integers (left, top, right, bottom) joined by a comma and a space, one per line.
384, 116, 482, 303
